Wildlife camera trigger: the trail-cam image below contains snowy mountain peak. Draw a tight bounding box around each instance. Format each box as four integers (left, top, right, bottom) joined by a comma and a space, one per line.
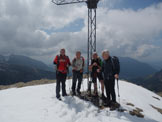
0, 79, 162, 122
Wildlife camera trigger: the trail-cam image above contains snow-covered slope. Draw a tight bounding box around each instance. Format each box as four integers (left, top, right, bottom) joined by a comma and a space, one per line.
0, 79, 162, 122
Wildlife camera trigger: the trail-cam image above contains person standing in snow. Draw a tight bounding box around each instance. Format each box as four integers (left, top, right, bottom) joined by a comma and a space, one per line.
89, 52, 106, 100
71, 51, 85, 95
53, 48, 71, 100
99, 50, 120, 108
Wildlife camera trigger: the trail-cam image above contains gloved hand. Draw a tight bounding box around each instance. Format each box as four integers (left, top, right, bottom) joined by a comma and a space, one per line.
114, 74, 119, 79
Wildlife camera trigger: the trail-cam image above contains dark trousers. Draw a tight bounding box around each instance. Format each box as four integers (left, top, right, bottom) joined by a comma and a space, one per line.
104, 78, 116, 102
56, 72, 67, 98
72, 71, 83, 92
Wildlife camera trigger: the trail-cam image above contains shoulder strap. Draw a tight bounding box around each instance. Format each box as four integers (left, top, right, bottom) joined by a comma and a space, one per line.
111, 56, 115, 70
64, 55, 71, 67
72, 57, 76, 67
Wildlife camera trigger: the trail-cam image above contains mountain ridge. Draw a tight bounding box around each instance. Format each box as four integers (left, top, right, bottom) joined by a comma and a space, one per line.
130, 69, 162, 93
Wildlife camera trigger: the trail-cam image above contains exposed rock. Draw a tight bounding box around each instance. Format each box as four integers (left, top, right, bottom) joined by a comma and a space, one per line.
129, 109, 144, 118
151, 105, 162, 115
126, 102, 135, 107
152, 96, 160, 100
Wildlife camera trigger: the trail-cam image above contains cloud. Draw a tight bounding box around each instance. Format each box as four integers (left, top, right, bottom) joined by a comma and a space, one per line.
0, 0, 162, 63
0, 0, 87, 56
96, 3, 162, 58
133, 44, 159, 57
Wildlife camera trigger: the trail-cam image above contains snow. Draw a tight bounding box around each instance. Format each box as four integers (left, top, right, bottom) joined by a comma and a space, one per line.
0, 79, 162, 122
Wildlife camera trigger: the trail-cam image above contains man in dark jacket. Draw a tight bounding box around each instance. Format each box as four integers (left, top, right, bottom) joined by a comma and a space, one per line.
99, 50, 119, 108
53, 48, 71, 100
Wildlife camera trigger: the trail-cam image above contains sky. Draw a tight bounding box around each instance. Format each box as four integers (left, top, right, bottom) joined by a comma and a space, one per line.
0, 0, 162, 64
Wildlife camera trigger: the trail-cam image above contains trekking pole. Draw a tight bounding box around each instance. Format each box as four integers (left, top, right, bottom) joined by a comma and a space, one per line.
82, 76, 85, 102
98, 79, 102, 108
98, 80, 101, 95
116, 78, 122, 116
67, 69, 71, 95
117, 78, 120, 97
87, 72, 92, 96
69, 76, 71, 95
97, 80, 100, 113
116, 78, 121, 111
82, 78, 84, 93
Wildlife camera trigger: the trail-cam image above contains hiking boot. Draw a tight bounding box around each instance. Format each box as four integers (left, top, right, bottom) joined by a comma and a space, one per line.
104, 100, 111, 107
111, 101, 120, 108
72, 91, 76, 96
62, 93, 68, 97
101, 93, 107, 101
77, 90, 81, 95
57, 97, 62, 101
87, 90, 91, 97
110, 106, 116, 111
93, 90, 98, 97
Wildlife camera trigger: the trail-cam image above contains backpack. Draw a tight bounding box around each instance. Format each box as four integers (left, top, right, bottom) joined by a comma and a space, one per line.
111, 56, 120, 74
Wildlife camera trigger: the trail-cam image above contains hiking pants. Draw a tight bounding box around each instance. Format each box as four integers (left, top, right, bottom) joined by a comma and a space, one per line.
104, 77, 116, 102
56, 71, 67, 98
72, 71, 83, 92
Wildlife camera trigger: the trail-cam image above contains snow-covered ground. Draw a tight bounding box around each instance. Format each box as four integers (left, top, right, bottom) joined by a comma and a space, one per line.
0, 79, 162, 122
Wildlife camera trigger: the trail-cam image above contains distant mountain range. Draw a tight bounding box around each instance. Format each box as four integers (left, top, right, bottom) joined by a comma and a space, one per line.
0, 55, 55, 85
79, 56, 157, 80
119, 57, 157, 80
7, 55, 54, 72
118, 57, 162, 93
130, 69, 162, 93
0, 54, 159, 89
148, 61, 162, 70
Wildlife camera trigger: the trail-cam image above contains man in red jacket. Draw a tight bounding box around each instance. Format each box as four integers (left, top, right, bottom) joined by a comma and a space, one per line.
53, 48, 71, 100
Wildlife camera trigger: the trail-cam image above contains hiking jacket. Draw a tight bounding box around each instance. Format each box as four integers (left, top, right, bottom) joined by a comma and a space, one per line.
53, 55, 71, 74
91, 57, 102, 73
101, 56, 115, 80
72, 57, 84, 72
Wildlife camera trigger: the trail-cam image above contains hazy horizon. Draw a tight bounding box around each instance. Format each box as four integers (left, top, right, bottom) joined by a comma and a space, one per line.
0, 0, 162, 65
